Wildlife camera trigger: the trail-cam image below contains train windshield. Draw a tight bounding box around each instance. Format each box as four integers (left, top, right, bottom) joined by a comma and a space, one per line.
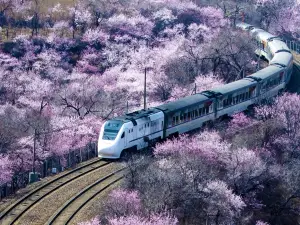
102, 120, 123, 140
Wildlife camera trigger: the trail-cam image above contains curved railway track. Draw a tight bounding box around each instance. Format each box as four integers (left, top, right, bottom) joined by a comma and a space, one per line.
0, 158, 112, 225
46, 168, 125, 225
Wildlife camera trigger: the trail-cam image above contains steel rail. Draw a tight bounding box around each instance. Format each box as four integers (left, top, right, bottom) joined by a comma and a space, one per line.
47, 168, 126, 225
0, 159, 110, 225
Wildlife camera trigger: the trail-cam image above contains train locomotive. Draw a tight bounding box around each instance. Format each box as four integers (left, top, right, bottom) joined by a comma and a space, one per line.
98, 23, 294, 159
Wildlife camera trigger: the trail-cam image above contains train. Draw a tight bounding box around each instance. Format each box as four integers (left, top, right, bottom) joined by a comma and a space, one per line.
97, 22, 294, 159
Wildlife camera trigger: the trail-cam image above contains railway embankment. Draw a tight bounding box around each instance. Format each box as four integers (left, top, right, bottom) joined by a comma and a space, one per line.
0, 159, 125, 225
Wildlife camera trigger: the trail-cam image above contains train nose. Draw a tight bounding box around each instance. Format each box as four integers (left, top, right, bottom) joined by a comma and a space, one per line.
98, 142, 119, 159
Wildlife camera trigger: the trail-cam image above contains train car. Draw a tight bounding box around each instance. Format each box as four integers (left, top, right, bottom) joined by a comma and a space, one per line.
270, 52, 293, 83
98, 109, 164, 158
98, 23, 294, 159
155, 93, 215, 137
235, 22, 254, 31
245, 65, 286, 99
205, 78, 257, 118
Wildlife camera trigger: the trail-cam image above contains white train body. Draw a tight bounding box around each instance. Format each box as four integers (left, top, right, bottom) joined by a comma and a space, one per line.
98, 22, 294, 159
98, 110, 164, 158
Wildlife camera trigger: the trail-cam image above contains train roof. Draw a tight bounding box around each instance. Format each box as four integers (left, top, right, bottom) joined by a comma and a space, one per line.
256, 31, 275, 42
268, 39, 290, 53
113, 108, 161, 125
270, 52, 293, 67
209, 78, 256, 95
236, 22, 254, 30
246, 65, 283, 80
249, 27, 265, 36
155, 93, 209, 114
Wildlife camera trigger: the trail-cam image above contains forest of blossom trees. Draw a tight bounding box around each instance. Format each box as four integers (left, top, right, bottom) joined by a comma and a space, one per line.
0, 0, 299, 224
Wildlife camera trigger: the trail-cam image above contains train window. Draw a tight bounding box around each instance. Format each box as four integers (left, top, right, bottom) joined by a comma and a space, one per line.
129, 130, 130, 133
250, 87, 256, 96
234, 96, 238, 104
103, 121, 124, 140
226, 98, 231, 105
172, 117, 175, 126
121, 132, 125, 138
218, 100, 222, 109
195, 110, 198, 117
180, 114, 184, 122
176, 116, 179, 124
184, 113, 187, 121
188, 112, 191, 120
198, 108, 202, 116
148, 123, 150, 127
202, 108, 206, 115
191, 111, 194, 119
131, 129, 133, 132
205, 106, 209, 114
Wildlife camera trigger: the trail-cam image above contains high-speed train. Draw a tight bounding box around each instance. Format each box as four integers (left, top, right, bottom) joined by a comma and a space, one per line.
98, 22, 294, 159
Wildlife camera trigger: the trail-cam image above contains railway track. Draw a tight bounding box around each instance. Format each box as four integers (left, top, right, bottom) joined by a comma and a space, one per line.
0, 158, 111, 225
46, 168, 125, 225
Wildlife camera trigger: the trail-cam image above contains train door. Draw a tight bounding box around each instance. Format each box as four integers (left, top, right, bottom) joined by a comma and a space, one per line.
150, 120, 158, 134
145, 121, 151, 136
124, 128, 128, 148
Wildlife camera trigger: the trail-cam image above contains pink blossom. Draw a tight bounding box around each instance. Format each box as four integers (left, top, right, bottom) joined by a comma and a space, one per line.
0, 154, 14, 185
194, 73, 224, 92
227, 148, 266, 180
107, 188, 142, 216
69, 4, 92, 27
0, 53, 20, 70
108, 213, 178, 225
203, 180, 246, 217
153, 8, 177, 23
256, 93, 300, 131
256, 221, 270, 225
50, 3, 64, 13
83, 28, 109, 44
78, 217, 100, 225
200, 6, 228, 28
227, 112, 254, 133
255, 104, 275, 121
154, 131, 231, 164
49, 115, 104, 155
107, 14, 154, 38
169, 86, 191, 101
